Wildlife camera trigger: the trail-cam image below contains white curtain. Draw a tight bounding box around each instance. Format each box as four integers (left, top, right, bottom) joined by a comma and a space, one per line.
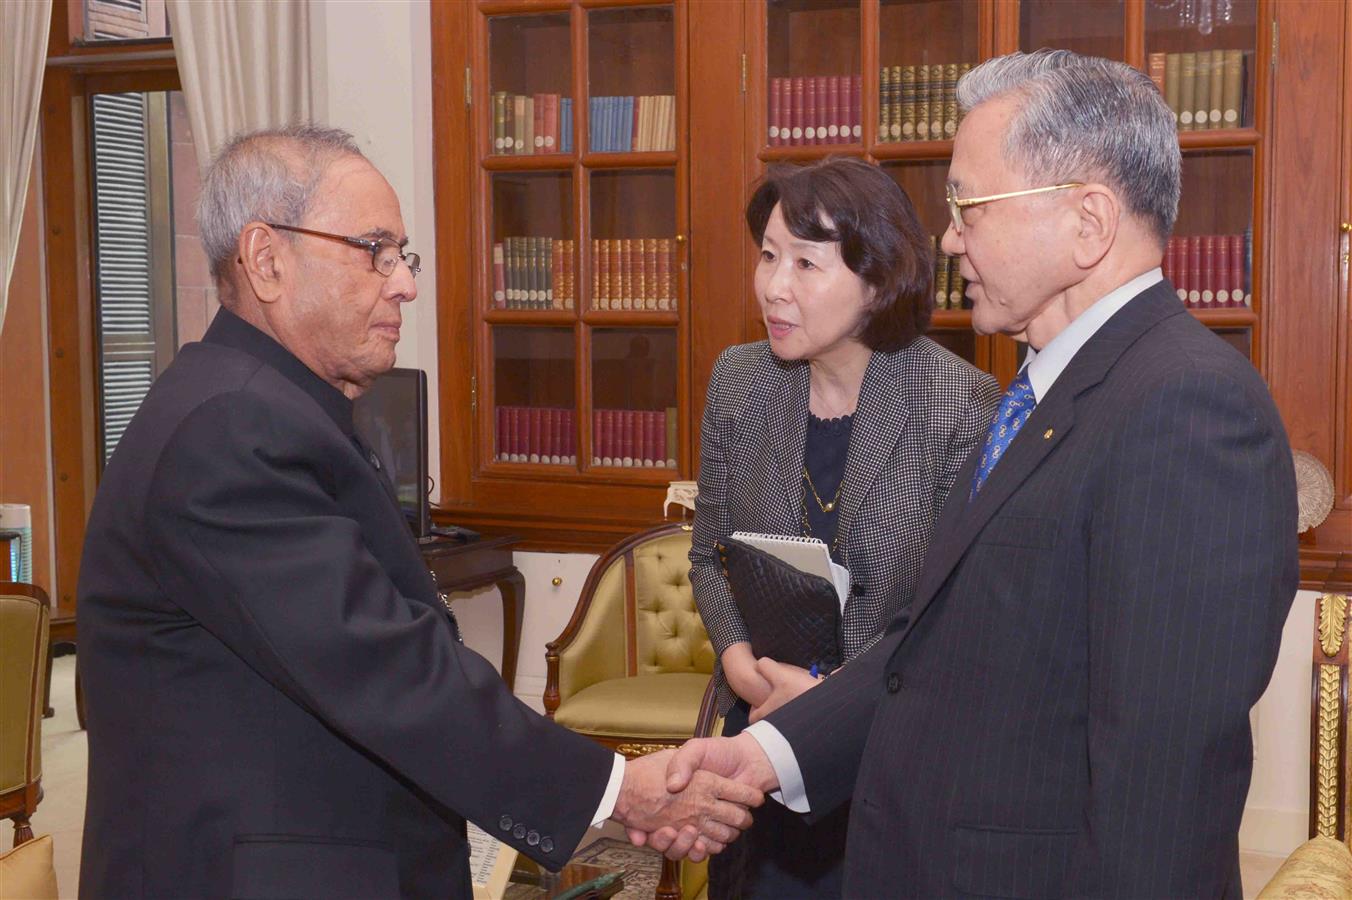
165, 0, 313, 169
0, 0, 53, 337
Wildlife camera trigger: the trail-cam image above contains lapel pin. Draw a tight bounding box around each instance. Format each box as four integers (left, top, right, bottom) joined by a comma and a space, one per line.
1043, 428, 1054, 440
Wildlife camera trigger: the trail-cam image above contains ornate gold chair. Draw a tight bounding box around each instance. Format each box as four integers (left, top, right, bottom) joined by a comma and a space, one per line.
1258, 587, 1352, 897
545, 522, 715, 900
0, 581, 50, 847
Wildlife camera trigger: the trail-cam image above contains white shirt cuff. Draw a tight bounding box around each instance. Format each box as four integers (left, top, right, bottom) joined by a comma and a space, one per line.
591, 753, 627, 826
743, 721, 810, 813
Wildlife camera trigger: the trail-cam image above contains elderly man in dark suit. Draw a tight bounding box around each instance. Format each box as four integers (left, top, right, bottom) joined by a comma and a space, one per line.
659, 49, 1297, 897
76, 124, 759, 900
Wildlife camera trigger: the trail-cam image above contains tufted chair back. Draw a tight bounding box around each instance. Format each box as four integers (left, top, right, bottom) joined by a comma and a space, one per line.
633, 531, 715, 677
0, 582, 49, 848
544, 523, 713, 900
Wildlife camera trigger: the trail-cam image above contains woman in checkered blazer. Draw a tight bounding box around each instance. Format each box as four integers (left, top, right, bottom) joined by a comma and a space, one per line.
690, 157, 1000, 898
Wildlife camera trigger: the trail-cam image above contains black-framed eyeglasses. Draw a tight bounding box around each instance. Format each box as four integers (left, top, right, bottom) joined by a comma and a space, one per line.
267, 223, 421, 278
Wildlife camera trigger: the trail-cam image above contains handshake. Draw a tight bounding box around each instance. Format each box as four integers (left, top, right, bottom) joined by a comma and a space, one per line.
609, 733, 781, 862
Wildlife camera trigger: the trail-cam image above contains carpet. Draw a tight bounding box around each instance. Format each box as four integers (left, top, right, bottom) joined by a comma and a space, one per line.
570, 838, 662, 899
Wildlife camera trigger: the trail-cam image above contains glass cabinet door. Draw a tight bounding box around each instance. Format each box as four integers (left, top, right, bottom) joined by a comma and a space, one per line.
492, 327, 577, 466
590, 328, 678, 469
587, 6, 677, 154
1020, 0, 1125, 60
490, 172, 574, 311
588, 169, 679, 312
1145, 0, 1258, 132
488, 13, 573, 157
877, 0, 978, 144
766, 0, 862, 149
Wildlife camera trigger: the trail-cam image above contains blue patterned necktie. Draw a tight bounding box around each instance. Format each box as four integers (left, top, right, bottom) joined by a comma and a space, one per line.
970, 369, 1037, 499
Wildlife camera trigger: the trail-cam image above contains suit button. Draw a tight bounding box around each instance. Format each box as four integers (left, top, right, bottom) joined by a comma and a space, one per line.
526, 830, 540, 847
513, 824, 527, 840
887, 672, 901, 693
540, 837, 554, 854
498, 815, 512, 832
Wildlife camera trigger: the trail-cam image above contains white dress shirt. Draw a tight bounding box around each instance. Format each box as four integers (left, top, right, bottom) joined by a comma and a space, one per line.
592, 754, 627, 825
744, 267, 1165, 812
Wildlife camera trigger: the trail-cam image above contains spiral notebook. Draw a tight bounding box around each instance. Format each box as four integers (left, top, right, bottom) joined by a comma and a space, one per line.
730, 532, 851, 609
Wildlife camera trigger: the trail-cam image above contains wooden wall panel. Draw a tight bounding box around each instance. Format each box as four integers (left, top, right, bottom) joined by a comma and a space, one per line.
1265, 0, 1351, 564
0, 170, 55, 597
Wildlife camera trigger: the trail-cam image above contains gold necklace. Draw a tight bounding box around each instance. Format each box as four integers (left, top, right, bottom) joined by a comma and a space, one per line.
802, 465, 843, 514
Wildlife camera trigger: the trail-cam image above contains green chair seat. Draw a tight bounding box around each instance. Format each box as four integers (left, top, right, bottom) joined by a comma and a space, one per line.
553, 672, 711, 741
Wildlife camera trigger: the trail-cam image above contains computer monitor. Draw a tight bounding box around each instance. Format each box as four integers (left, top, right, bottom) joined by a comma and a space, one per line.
353, 367, 429, 538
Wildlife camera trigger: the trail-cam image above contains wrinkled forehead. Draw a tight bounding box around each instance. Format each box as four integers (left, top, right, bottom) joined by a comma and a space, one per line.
948, 96, 1020, 193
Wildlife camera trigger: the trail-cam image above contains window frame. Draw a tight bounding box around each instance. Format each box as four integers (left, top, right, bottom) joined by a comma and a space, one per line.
41, 1, 180, 611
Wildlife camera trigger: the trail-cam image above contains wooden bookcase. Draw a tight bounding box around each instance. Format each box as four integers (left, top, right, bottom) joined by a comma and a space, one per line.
433, 0, 1352, 586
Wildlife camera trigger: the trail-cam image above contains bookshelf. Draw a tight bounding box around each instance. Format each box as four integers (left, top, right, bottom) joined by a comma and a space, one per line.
434, 0, 1352, 580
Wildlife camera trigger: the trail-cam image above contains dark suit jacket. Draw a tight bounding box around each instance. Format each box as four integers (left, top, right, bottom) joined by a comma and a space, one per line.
689, 339, 1000, 713
767, 281, 1298, 898
77, 310, 613, 899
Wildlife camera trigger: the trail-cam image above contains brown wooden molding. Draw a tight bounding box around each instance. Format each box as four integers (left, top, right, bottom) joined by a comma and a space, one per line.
1303, 549, 1352, 593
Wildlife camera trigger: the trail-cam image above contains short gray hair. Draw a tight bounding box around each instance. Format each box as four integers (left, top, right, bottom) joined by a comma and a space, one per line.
957, 49, 1180, 242
197, 124, 365, 281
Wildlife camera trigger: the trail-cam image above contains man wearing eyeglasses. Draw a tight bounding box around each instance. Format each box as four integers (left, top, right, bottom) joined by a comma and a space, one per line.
662, 50, 1297, 897
76, 125, 761, 900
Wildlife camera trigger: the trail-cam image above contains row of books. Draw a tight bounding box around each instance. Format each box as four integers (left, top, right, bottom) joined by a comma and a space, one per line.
495, 406, 577, 464
492, 93, 574, 155
1146, 50, 1247, 132
933, 246, 969, 311
879, 62, 972, 143
492, 238, 576, 310
767, 75, 862, 146
1163, 233, 1252, 308
592, 238, 678, 311
591, 408, 677, 468
589, 95, 676, 153
492, 406, 679, 468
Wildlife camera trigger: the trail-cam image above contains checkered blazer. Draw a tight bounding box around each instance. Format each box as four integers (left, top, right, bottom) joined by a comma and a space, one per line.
690, 338, 1001, 713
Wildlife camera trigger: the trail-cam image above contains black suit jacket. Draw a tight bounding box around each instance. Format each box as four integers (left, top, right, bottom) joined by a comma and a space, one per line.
77, 310, 613, 899
767, 281, 1298, 898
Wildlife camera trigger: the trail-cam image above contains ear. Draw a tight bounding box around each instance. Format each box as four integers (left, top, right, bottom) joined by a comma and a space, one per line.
1071, 184, 1118, 269
237, 222, 286, 304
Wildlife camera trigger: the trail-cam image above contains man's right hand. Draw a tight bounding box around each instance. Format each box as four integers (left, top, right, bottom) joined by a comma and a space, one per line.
628, 734, 781, 854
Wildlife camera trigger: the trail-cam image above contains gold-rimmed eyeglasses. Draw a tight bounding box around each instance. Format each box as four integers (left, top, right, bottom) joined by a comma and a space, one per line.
945, 182, 1085, 234
267, 223, 421, 278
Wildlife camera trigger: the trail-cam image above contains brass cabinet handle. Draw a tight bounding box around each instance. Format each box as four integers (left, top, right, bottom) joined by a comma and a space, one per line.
551, 577, 563, 587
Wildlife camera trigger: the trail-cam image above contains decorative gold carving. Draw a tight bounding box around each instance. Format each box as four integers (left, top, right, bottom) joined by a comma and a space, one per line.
1319, 593, 1348, 658
616, 742, 677, 759
1317, 664, 1341, 838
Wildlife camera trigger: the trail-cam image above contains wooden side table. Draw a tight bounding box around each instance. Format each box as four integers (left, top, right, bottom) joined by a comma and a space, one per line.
420, 535, 526, 692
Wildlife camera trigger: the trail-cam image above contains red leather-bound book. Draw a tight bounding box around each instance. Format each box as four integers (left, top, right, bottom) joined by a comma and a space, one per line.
591, 410, 603, 465
816, 77, 830, 144
655, 410, 667, 467
1230, 235, 1246, 307
791, 77, 805, 146
563, 409, 575, 463
602, 409, 616, 466
617, 409, 631, 465
769, 77, 783, 146
532, 94, 546, 154
495, 406, 507, 461
1201, 235, 1216, 308
523, 407, 537, 463
1171, 238, 1188, 302
505, 406, 519, 461
781, 78, 794, 148
543, 94, 559, 153
822, 75, 832, 142
542, 407, 556, 463
851, 74, 862, 141
1214, 236, 1231, 305
804, 76, 817, 145
1186, 236, 1202, 308
638, 410, 649, 466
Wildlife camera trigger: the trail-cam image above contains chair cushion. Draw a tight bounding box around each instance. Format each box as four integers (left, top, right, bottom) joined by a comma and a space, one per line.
0, 834, 58, 900
1258, 836, 1352, 899
554, 673, 711, 741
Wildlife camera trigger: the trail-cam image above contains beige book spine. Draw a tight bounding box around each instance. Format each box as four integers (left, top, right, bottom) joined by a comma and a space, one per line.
1178, 52, 1197, 131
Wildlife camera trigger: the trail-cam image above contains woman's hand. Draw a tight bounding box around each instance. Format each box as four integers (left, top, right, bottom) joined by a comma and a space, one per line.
748, 657, 821, 723
721, 642, 772, 707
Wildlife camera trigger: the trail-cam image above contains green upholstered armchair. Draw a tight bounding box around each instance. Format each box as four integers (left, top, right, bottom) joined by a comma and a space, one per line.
544, 522, 715, 900
0, 582, 49, 847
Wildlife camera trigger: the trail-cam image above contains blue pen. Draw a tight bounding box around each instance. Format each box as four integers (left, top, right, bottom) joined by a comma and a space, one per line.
809, 662, 820, 679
